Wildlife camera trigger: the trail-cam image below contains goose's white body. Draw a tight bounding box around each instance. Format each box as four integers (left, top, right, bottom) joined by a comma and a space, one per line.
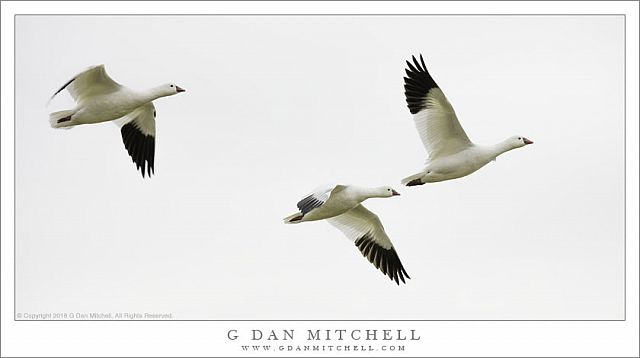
293, 185, 377, 222
284, 185, 409, 285
67, 87, 151, 125
401, 55, 533, 186
406, 141, 518, 184
48, 65, 185, 177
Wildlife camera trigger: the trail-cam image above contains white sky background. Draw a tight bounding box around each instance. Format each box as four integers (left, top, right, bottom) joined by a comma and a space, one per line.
15, 15, 624, 319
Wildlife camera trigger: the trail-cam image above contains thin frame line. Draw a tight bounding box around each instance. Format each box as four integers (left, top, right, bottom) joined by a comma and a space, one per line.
0, 0, 620, 1
11, 13, 629, 16
622, 13, 626, 321
12, 13, 628, 322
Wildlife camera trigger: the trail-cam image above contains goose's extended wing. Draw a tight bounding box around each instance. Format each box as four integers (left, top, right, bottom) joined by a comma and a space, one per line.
118, 102, 156, 178
328, 205, 410, 285
50, 65, 121, 104
404, 54, 472, 160
296, 185, 346, 214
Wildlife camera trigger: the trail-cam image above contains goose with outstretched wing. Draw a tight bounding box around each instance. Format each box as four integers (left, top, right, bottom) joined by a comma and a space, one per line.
402, 54, 533, 186
284, 185, 409, 285
48, 64, 185, 177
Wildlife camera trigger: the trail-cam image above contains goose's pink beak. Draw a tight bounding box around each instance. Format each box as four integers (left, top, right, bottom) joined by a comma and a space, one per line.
392, 190, 401, 196
176, 86, 186, 93
523, 137, 533, 145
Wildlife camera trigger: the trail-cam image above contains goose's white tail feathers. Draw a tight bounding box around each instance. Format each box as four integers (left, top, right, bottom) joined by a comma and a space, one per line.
283, 212, 304, 224
49, 110, 76, 129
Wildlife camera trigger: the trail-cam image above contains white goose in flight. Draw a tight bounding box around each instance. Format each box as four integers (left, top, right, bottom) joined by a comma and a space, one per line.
401, 55, 533, 186
284, 185, 410, 285
48, 65, 185, 177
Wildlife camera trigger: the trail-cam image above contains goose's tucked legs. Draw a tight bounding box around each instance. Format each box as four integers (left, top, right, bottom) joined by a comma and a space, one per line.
290, 214, 304, 222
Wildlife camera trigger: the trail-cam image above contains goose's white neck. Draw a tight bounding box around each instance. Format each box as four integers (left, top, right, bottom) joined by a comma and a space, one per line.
354, 186, 388, 201
137, 86, 171, 103
487, 139, 519, 160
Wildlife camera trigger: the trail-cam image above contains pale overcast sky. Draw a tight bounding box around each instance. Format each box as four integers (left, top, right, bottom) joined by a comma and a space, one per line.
15, 15, 624, 319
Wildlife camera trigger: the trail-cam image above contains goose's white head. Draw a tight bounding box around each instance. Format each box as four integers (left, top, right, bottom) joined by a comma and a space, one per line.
155, 83, 186, 98
375, 186, 401, 198
508, 135, 534, 149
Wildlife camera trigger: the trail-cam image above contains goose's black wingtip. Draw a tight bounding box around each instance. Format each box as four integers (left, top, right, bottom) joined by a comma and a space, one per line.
121, 122, 155, 179
412, 55, 419, 67
408, 53, 428, 73
355, 235, 411, 286
403, 53, 439, 114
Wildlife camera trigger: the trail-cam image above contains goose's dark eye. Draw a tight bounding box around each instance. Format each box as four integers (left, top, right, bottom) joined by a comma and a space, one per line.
518, 137, 521, 140
170, 85, 174, 87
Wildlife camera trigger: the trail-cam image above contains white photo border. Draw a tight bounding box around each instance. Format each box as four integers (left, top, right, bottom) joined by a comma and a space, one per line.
1, 1, 638, 357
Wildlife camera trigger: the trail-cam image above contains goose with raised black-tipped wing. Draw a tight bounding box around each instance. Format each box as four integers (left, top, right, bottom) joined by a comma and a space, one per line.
401, 54, 533, 186
284, 184, 410, 285
48, 65, 186, 177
